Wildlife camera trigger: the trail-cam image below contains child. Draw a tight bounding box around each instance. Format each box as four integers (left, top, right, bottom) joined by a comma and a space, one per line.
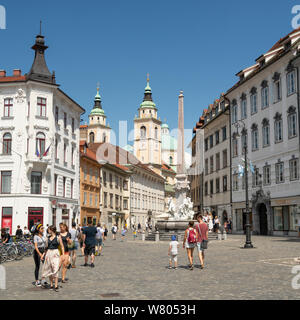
133, 229, 137, 240
121, 227, 127, 242
168, 235, 179, 270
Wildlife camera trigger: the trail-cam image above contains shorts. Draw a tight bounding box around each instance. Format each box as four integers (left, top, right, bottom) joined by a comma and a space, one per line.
185, 242, 196, 249
170, 254, 178, 262
197, 243, 205, 253
84, 245, 95, 256
96, 238, 103, 246
69, 242, 78, 251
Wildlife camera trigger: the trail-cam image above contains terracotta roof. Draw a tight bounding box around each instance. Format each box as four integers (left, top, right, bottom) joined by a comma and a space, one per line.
0, 76, 26, 83
162, 162, 176, 174
80, 125, 88, 129
268, 26, 300, 52
80, 148, 98, 162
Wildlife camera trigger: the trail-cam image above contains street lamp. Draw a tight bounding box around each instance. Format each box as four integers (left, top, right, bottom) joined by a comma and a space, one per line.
234, 120, 254, 249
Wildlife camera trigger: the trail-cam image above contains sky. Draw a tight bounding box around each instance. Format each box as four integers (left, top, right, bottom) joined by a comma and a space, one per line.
0, 0, 298, 148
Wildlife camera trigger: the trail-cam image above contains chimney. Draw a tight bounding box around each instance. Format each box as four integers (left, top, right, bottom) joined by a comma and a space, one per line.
13, 69, 21, 77
0, 70, 6, 77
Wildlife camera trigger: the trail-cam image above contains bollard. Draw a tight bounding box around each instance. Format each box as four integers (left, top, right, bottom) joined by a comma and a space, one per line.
218, 230, 222, 241
223, 230, 227, 241
142, 231, 145, 242
155, 231, 160, 242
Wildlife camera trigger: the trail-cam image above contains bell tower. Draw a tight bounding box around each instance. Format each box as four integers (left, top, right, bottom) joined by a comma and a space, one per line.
134, 75, 162, 165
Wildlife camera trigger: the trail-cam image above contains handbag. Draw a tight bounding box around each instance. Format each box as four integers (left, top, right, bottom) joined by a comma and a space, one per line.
198, 224, 208, 250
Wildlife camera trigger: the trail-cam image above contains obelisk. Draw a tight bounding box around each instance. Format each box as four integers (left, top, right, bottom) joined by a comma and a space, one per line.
177, 91, 185, 174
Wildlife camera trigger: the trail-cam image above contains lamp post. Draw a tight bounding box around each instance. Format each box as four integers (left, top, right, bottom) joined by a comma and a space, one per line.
234, 120, 254, 249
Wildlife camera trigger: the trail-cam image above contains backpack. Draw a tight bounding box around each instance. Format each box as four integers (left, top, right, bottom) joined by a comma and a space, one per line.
31, 224, 37, 234
188, 228, 197, 244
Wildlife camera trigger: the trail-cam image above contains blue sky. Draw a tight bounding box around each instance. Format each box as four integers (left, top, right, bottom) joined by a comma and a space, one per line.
0, 0, 298, 146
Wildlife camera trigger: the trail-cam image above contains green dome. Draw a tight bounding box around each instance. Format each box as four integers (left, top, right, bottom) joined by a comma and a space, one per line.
90, 108, 105, 116
140, 100, 157, 109
89, 86, 105, 116
162, 123, 169, 129
140, 75, 157, 109
162, 133, 177, 151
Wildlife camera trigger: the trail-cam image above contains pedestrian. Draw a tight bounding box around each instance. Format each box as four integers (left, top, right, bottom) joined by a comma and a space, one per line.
228, 219, 232, 234
15, 225, 23, 240
168, 235, 179, 270
41, 226, 64, 292
112, 224, 118, 240
121, 226, 127, 242
23, 226, 30, 239
133, 228, 137, 240
79, 225, 85, 256
208, 213, 214, 233
183, 221, 197, 271
214, 216, 220, 233
33, 224, 47, 287
82, 222, 97, 268
195, 215, 209, 270
103, 225, 108, 241
95, 223, 104, 256
59, 223, 72, 283
1, 228, 10, 244
138, 223, 141, 234
69, 222, 79, 268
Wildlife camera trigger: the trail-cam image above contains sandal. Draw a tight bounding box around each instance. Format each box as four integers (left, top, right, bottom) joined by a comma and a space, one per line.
54, 287, 59, 292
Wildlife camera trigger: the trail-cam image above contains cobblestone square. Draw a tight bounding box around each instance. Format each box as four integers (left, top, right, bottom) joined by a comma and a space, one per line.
1, 235, 300, 300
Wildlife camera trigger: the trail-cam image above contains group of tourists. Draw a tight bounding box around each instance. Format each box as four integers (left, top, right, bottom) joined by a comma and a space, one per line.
32, 221, 107, 292
168, 215, 209, 271
202, 212, 232, 234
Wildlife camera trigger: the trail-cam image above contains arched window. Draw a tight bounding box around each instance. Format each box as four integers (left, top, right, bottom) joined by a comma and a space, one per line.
261, 80, 269, 109
240, 93, 247, 120
89, 132, 95, 144
262, 118, 270, 147
274, 113, 283, 143
103, 133, 106, 143
251, 124, 258, 151
140, 126, 146, 139
250, 87, 257, 115
3, 133, 12, 155
155, 127, 158, 139
169, 156, 173, 165
231, 99, 238, 124
36, 132, 46, 156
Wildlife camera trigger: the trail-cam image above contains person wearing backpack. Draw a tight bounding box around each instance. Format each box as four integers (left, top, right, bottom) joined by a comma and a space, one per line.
183, 221, 198, 271
196, 215, 209, 270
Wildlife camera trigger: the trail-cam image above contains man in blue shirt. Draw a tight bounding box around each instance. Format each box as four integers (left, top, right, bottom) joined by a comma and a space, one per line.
82, 223, 97, 268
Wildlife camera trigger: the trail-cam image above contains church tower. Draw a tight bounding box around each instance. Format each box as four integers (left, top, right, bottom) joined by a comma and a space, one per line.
87, 86, 111, 144
134, 75, 162, 166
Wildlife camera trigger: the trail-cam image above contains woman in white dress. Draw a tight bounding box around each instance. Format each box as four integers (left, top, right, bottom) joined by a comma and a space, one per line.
208, 214, 214, 233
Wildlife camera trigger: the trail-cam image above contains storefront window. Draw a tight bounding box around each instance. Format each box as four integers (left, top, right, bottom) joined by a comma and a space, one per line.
289, 205, 300, 231
274, 207, 283, 231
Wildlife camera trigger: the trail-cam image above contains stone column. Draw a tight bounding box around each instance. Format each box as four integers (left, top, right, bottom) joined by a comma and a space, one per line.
177, 91, 185, 175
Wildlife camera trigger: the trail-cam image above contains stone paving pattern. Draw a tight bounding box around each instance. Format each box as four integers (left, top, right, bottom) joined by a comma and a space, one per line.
1, 235, 300, 300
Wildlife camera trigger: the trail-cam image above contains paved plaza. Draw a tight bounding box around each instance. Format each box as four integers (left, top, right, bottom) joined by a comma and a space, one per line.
1, 235, 300, 300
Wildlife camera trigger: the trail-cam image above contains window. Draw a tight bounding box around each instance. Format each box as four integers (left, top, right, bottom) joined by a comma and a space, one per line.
141, 126, 146, 139
252, 168, 260, 188
274, 114, 283, 143
55, 138, 58, 160
215, 131, 220, 145
287, 71, 296, 96
261, 82, 269, 109
104, 192, 107, 208
223, 150, 227, 168
103, 133, 106, 143
216, 153, 220, 171
63, 177, 66, 198
241, 131, 248, 152
262, 119, 270, 147
216, 178, 220, 193
275, 162, 284, 184
251, 125, 258, 151
233, 174, 239, 191
37, 97, 47, 117
222, 126, 227, 141
55, 107, 59, 124
110, 194, 114, 208
209, 135, 213, 148
290, 159, 299, 181
241, 95, 247, 119
210, 156, 214, 174
89, 132, 95, 144
210, 180, 214, 195
83, 192, 87, 205
84, 166, 87, 180
124, 199, 128, 210
155, 127, 158, 139
64, 112, 67, 129
36, 132, 46, 156
115, 176, 119, 189
70, 179, 74, 199
3, 133, 12, 155
288, 107, 297, 138
231, 101, 238, 124
169, 156, 173, 165
274, 78, 282, 102
64, 143, 67, 164
103, 171, 107, 186
54, 174, 58, 196
204, 182, 208, 196
72, 146, 74, 166
205, 139, 208, 151
89, 193, 93, 206
263, 166, 271, 186
4, 98, 13, 118
232, 136, 238, 157
72, 118, 75, 134
250, 88, 257, 114
95, 194, 98, 207
223, 175, 228, 192
1, 171, 11, 194
31, 172, 42, 194
123, 180, 128, 190
205, 159, 209, 175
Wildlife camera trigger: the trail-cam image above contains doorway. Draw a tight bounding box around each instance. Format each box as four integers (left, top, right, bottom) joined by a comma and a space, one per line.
28, 208, 44, 231
258, 203, 268, 235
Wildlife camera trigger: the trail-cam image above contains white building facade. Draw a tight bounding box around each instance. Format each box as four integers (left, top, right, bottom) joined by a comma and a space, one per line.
0, 34, 84, 234
227, 29, 300, 236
